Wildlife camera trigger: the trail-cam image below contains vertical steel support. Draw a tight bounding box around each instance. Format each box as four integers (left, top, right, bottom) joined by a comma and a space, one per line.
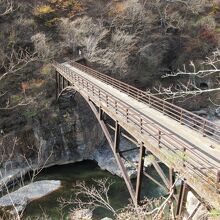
99, 107, 103, 121
55, 71, 59, 100
135, 142, 145, 204
62, 76, 65, 90
176, 180, 187, 217
169, 168, 175, 190
114, 121, 120, 153
59, 73, 62, 92
87, 100, 137, 207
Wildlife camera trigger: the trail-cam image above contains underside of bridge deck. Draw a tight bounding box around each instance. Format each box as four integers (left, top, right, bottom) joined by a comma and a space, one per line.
53, 61, 220, 217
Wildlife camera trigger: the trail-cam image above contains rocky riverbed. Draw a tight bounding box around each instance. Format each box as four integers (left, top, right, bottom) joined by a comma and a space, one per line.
0, 180, 61, 215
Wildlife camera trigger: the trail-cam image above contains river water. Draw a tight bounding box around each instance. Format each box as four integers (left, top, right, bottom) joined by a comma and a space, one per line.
23, 160, 166, 219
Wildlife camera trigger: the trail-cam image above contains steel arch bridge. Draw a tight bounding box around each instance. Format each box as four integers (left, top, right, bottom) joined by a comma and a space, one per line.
53, 59, 220, 218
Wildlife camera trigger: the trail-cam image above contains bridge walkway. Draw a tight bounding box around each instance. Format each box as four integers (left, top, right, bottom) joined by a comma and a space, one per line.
64, 63, 220, 169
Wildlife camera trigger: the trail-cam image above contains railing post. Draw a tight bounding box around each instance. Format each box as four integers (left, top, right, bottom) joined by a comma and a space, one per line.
158, 130, 161, 148
202, 120, 206, 137
126, 108, 129, 123
162, 100, 165, 115
106, 95, 109, 107
140, 117, 143, 134
149, 95, 151, 107
98, 90, 101, 101
182, 147, 186, 167
180, 109, 183, 125
115, 101, 118, 114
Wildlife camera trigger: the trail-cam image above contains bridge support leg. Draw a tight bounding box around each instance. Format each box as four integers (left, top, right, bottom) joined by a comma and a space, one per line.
87, 100, 137, 207
152, 161, 170, 189
62, 76, 65, 90
58, 73, 62, 93
176, 180, 188, 217
135, 142, 145, 204
114, 121, 120, 153
55, 71, 59, 100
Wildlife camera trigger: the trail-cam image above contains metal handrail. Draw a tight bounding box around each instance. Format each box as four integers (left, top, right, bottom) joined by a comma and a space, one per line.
68, 61, 220, 144
54, 62, 220, 189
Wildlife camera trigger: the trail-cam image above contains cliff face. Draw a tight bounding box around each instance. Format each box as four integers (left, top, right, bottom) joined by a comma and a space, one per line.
0, 91, 105, 183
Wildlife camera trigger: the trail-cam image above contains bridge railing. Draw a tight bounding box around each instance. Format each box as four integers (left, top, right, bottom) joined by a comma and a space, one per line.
68, 61, 220, 144
54, 62, 220, 189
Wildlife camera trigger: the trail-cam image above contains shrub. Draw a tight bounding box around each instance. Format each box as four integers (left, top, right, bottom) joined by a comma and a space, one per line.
199, 27, 218, 45
196, 16, 216, 30
10, 94, 23, 105
23, 108, 38, 119
41, 64, 53, 75
33, 5, 55, 16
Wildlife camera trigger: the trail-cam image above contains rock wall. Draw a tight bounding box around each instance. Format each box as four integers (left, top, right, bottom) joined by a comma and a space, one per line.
0, 91, 105, 185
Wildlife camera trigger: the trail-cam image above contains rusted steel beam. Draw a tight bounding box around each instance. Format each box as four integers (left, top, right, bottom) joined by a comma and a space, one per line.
135, 143, 145, 204
62, 75, 65, 90
176, 180, 188, 216
114, 121, 120, 153
187, 202, 202, 219
99, 107, 103, 121
152, 161, 170, 189
55, 71, 59, 100
120, 147, 139, 154
106, 123, 138, 145
169, 168, 175, 190
87, 99, 137, 206
143, 171, 167, 191
58, 73, 62, 92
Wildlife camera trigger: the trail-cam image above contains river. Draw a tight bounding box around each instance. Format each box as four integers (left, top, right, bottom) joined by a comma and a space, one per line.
23, 160, 166, 219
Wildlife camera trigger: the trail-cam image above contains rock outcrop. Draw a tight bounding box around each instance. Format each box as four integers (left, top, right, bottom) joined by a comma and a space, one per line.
0, 180, 61, 214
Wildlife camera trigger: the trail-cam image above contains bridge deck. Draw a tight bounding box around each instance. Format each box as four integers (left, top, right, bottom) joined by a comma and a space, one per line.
64, 63, 220, 170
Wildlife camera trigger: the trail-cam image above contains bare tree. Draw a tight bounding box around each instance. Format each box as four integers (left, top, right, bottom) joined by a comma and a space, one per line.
59, 177, 183, 220
31, 33, 55, 60
0, 0, 14, 17
0, 47, 37, 82
0, 135, 54, 219
153, 49, 220, 102
59, 178, 117, 216
59, 17, 137, 75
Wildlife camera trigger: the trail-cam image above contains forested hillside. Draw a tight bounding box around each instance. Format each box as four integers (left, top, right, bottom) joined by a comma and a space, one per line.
0, 0, 220, 219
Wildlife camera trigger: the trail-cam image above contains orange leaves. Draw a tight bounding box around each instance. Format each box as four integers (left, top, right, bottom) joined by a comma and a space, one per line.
21, 82, 29, 93
47, 0, 86, 17
34, 5, 55, 16
115, 3, 125, 13
32, 79, 45, 87
21, 79, 45, 93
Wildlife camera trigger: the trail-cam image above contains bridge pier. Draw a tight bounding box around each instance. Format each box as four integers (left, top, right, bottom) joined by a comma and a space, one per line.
135, 142, 145, 204
176, 180, 188, 217
55, 71, 59, 100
